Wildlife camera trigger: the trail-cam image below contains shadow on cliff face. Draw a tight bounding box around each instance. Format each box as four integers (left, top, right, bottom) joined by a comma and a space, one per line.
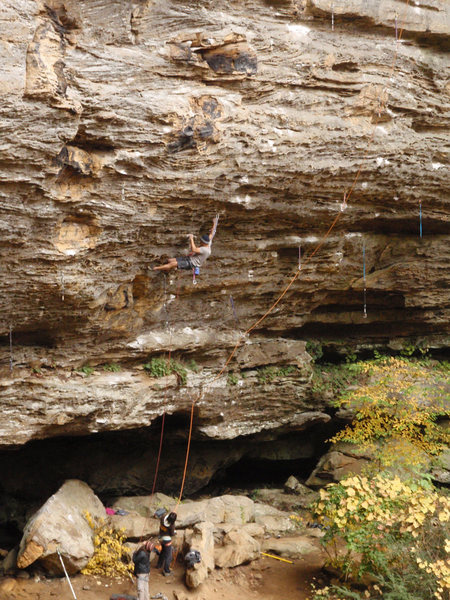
0, 417, 338, 548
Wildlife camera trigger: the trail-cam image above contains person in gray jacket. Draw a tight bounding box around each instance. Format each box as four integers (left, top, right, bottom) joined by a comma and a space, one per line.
132, 540, 154, 600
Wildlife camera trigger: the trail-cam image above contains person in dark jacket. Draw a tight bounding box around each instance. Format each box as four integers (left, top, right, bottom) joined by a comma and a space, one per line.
132, 540, 153, 600
156, 535, 173, 576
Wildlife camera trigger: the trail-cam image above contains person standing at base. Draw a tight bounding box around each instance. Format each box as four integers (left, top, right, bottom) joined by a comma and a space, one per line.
157, 535, 173, 576
156, 511, 176, 576
132, 540, 153, 600
159, 511, 177, 538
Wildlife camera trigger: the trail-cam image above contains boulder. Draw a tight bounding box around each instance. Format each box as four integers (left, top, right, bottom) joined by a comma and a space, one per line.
254, 486, 318, 511
1, 547, 18, 575
262, 536, 317, 559
214, 529, 260, 568
112, 493, 175, 518
431, 447, 450, 485
306, 450, 370, 487
0, 578, 17, 598
254, 504, 296, 536
17, 480, 104, 575
177, 495, 254, 528
284, 476, 315, 496
107, 511, 159, 540
184, 522, 215, 589
214, 523, 265, 541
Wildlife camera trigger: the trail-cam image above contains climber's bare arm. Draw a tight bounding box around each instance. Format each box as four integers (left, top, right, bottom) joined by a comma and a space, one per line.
188, 234, 201, 254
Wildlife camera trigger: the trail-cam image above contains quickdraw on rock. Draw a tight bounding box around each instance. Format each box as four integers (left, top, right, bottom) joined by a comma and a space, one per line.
298, 246, 302, 271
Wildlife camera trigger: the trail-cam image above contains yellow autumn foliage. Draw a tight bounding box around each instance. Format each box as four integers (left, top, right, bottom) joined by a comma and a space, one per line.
331, 357, 449, 467
82, 511, 134, 579
312, 475, 450, 600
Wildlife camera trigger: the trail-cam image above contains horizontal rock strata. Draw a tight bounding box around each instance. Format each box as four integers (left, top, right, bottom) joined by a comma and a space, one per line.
0, 0, 448, 472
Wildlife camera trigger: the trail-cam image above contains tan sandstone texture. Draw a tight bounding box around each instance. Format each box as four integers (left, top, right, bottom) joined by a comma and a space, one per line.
0, 0, 448, 480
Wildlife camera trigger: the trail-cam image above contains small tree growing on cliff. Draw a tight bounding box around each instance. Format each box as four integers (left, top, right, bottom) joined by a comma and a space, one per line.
330, 356, 449, 470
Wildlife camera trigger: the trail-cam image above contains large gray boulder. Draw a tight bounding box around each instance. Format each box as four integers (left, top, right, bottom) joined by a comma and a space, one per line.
254, 504, 296, 536
112, 492, 175, 518
306, 449, 370, 487
184, 522, 215, 589
214, 529, 260, 568
177, 495, 254, 528
107, 511, 159, 541
17, 480, 104, 575
262, 536, 317, 559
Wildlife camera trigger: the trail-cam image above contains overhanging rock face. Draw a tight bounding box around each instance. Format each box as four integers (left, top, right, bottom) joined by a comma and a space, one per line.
0, 0, 449, 448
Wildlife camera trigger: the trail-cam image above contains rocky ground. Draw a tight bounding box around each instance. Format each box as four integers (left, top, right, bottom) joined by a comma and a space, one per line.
0, 548, 325, 600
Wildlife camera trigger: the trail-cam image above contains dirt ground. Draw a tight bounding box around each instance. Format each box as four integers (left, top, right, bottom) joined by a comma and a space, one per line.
0, 547, 325, 600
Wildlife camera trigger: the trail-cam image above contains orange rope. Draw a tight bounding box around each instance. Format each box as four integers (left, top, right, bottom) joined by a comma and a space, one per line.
174, 0, 412, 505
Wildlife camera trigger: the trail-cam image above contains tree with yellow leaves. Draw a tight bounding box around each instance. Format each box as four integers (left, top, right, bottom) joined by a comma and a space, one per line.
330, 356, 449, 470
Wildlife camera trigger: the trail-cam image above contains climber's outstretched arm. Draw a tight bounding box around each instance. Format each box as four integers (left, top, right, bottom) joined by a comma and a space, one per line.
188, 234, 201, 254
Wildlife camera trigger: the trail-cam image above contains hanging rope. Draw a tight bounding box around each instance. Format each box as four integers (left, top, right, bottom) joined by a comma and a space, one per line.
395, 13, 398, 41
363, 241, 367, 319
173, 0, 413, 505
57, 549, 78, 600
138, 276, 173, 541
9, 325, 13, 374
331, 3, 335, 32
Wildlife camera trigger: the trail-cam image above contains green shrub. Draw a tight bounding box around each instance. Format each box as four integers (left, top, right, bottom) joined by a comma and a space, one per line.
257, 365, 297, 384
77, 365, 94, 376
306, 340, 324, 362
228, 373, 239, 386
143, 357, 187, 385
187, 359, 199, 373
103, 363, 121, 372
311, 363, 363, 398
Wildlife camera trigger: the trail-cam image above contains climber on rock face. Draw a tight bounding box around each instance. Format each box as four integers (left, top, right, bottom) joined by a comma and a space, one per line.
153, 217, 217, 273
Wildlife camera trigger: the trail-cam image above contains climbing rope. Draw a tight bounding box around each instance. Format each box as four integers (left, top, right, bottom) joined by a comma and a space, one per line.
138, 275, 174, 542
331, 2, 335, 32
61, 272, 65, 302
298, 246, 302, 271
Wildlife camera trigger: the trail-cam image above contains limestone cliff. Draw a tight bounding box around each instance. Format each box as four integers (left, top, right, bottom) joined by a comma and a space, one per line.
0, 0, 449, 454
